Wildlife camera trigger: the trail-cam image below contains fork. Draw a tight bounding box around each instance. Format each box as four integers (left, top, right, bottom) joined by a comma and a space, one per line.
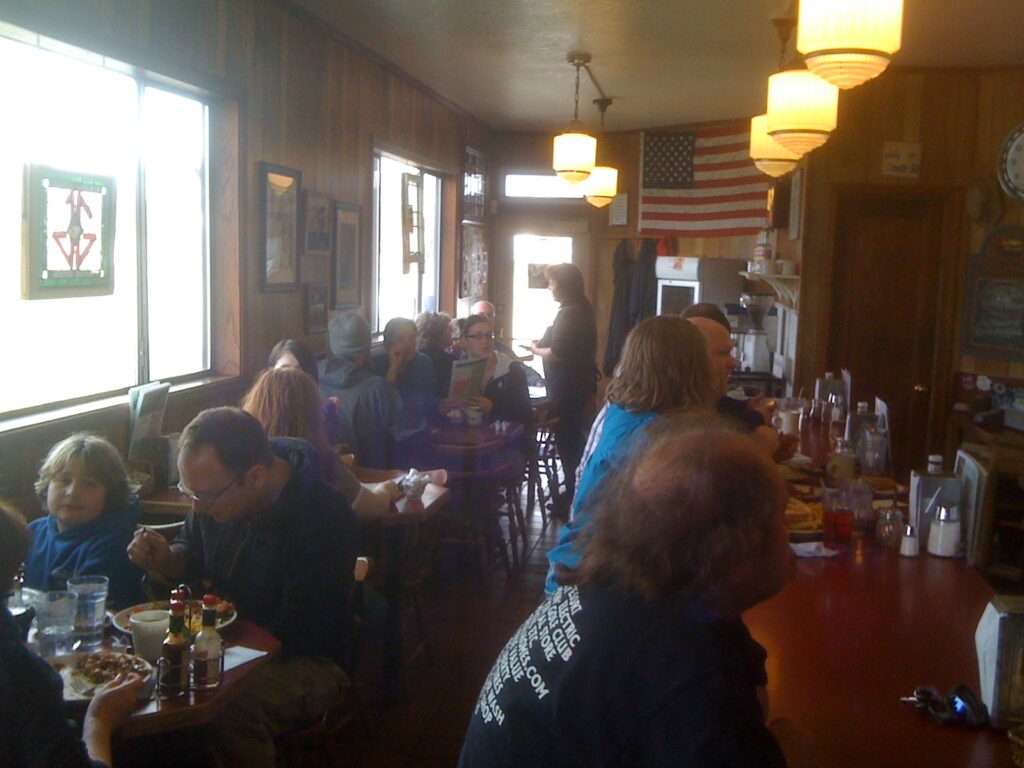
70, 677, 96, 696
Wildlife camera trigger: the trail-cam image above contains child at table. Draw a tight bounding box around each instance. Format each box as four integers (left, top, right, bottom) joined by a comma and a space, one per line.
1, 502, 142, 768
24, 433, 144, 608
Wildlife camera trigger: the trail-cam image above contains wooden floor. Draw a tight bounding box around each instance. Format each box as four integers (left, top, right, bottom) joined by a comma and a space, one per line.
339, 501, 561, 768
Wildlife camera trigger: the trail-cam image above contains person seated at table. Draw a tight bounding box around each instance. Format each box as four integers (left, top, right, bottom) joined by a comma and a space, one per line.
127, 407, 359, 768
459, 313, 532, 428
416, 311, 456, 399
458, 419, 795, 768
449, 316, 466, 356
319, 312, 399, 468
372, 317, 437, 447
681, 303, 797, 462
470, 300, 544, 387
545, 316, 716, 595
269, 338, 345, 448
1, 503, 144, 768
24, 433, 144, 608
241, 366, 401, 519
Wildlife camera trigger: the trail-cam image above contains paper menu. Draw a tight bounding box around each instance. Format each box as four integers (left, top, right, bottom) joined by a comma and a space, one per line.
447, 357, 487, 403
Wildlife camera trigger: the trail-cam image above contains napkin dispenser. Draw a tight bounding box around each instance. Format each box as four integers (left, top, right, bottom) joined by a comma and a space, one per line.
130, 433, 180, 489
975, 595, 1024, 728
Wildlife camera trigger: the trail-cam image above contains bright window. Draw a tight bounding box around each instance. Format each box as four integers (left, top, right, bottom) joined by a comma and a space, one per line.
374, 154, 440, 329
504, 174, 585, 199
0, 28, 210, 418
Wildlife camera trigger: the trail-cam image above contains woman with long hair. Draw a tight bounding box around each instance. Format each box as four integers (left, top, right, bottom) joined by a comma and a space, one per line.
544, 315, 717, 594
530, 262, 597, 514
241, 367, 398, 518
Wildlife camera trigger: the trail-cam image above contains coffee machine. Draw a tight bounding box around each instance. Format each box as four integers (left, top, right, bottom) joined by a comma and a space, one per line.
738, 293, 774, 373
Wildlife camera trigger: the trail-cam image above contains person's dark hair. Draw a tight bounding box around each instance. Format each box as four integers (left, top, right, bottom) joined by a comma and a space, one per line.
382, 317, 417, 348
416, 311, 452, 351
604, 316, 716, 413
0, 502, 30, 590
179, 407, 274, 474
268, 339, 320, 383
566, 415, 787, 603
462, 313, 489, 338
544, 262, 587, 305
680, 302, 731, 333
34, 433, 132, 514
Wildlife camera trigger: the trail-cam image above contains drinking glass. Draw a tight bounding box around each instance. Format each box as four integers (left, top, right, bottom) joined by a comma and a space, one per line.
822, 487, 854, 547
34, 591, 78, 657
67, 575, 109, 650
844, 479, 875, 538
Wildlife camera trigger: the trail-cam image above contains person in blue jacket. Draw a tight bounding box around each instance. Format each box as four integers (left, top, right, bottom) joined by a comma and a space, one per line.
545, 316, 717, 594
25, 433, 144, 608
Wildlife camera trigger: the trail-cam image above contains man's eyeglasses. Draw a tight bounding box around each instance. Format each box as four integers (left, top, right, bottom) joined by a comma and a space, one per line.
465, 332, 494, 341
177, 477, 241, 509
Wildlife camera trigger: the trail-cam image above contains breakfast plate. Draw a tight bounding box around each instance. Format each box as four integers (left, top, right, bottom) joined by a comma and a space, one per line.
47, 651, 153, 701
112, 600, 236, 635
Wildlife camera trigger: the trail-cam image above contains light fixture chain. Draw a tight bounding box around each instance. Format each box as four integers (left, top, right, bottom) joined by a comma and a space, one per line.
573, 63, 581, 122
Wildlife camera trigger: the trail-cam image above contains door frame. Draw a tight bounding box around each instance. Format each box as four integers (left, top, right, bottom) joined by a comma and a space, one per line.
802, 183, 964, 461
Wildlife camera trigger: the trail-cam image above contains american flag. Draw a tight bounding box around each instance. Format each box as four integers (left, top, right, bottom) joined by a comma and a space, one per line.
638, 121, 769, 237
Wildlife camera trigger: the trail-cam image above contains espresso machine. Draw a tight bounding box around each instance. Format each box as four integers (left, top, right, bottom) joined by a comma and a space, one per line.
738, 293, 775, 373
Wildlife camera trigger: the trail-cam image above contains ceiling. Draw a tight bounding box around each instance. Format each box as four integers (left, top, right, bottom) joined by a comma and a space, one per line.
292, 0, 1024, 133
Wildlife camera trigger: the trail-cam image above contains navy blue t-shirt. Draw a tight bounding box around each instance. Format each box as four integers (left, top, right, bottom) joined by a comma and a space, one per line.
458, 585, 784, 768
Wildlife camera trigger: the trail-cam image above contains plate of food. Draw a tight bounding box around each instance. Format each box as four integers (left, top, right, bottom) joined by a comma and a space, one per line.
112, 599, 236, 635
48, 651, 153, 701
786, 497, 824, 542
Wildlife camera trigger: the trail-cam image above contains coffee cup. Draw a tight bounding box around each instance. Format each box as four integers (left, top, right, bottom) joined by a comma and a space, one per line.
130, 609, 170, 663
776, 259, 797, 276
465, 406, 484, 426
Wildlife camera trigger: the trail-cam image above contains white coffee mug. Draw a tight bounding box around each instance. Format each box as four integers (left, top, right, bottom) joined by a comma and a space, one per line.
130, 609, 170, 663
465, 406, 484, 426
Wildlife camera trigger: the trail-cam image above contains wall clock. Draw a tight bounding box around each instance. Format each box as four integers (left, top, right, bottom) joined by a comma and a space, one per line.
999, 122, 1024, 202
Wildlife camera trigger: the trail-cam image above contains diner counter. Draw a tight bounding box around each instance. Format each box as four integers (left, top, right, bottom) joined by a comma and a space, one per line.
744, 544, 1010, 767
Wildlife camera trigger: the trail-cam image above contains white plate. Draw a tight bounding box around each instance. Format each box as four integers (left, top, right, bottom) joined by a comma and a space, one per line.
112, 600, 236, 635
47, 651, 153, 701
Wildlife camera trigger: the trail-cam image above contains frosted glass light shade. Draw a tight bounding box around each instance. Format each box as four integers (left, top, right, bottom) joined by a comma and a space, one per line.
766, 70, 839, 156
553, 130, 597, 184
584, 166, 618, 208
749, 114, 800, 177
797, 0, 903, 89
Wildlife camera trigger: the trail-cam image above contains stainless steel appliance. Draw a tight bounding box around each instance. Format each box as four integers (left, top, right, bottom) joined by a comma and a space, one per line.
738, 293, 775, 373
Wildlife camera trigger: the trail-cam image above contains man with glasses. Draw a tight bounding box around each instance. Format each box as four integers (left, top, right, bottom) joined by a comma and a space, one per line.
127, 407, 359, 767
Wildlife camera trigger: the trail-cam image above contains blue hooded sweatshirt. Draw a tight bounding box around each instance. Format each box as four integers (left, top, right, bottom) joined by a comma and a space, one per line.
25, 497, 144, 609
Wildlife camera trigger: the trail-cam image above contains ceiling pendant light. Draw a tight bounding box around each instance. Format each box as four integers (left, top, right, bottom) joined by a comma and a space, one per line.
553, 53, 596, 184
584, 166, 618, 208
766, 66, 839, 157
797, 0, 904, 90
749, 114, 800, 177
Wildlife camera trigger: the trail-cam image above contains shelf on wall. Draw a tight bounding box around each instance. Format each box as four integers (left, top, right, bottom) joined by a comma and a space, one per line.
740, 272, 800, 308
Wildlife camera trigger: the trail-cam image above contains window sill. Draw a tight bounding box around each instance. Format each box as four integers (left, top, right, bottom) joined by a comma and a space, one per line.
0, 375, 238, 436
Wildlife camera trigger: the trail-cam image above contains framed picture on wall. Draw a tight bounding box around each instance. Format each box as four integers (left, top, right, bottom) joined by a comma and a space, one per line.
463, 146, 486, 221
333, 203, 361, 308
962, 226, 1024, 361
303, 190, 334, 256
303, 283, 329, 334
460, 221, 487, 299
260, 162, 302, 292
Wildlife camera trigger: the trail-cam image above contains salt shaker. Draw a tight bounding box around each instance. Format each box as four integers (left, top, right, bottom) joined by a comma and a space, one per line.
926, 505, 961, 558
900, 524, 919, 557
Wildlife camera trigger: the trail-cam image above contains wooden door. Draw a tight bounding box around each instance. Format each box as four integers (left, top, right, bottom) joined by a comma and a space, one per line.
828, 192, 952, 477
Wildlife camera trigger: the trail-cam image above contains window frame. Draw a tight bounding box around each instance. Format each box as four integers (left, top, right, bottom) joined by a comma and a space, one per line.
0, 23, 241, 431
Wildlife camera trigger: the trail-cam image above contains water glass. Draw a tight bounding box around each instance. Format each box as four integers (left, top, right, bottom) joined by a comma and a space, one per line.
822, 487, 854, 547
34, 591, 78, 657
844, 480, 875, 538
67, 575, 109, 650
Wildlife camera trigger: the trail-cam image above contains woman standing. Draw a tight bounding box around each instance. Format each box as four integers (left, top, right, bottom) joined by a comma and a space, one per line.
531, 263, 596, 515
544, 316, 717, 594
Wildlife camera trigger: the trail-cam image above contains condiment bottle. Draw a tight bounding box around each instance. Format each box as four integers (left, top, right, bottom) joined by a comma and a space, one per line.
192, 594, 222, 689
159, 600, 190, 698
926, 504, 961, 558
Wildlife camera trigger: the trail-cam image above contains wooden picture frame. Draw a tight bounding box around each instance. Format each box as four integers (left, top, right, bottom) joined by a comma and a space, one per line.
460, 221, 487, 299
303, 190, 334, 256
962, 226, 1024, 361
303, 283, 329, 334
260, 162, 301, 292
332, 203, 361, 308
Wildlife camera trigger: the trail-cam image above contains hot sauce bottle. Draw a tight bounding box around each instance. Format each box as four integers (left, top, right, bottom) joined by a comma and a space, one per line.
192, 594, 222, 689
159, 600, 190, 698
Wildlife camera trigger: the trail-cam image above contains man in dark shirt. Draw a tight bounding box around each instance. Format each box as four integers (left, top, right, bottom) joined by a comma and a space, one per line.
128, 407, 359, 767
459, 417, 807, 768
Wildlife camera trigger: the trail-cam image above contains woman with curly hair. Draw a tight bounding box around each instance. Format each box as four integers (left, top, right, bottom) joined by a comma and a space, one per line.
544, 315, 716, 594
